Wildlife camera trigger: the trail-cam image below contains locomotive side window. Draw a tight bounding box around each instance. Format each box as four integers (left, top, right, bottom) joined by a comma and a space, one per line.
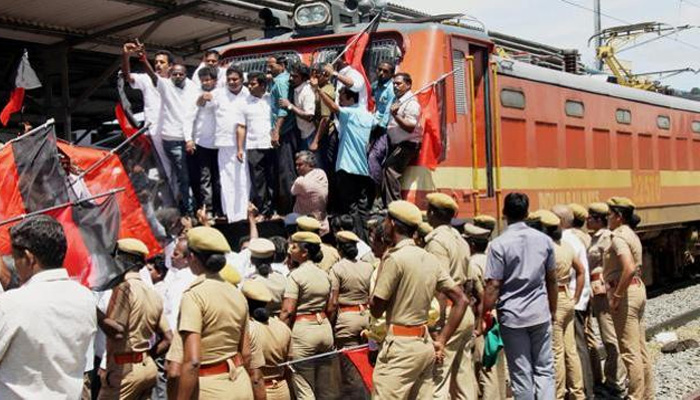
693, 121, 700, 133
452, 50, 467, 115
615, 109, 632, 125
657, 115, 671, 130
500, 89, 525, 109
565, 100, 584, 118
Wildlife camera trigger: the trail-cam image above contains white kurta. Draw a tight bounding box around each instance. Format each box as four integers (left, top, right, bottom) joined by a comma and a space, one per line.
218, 146, 249, 222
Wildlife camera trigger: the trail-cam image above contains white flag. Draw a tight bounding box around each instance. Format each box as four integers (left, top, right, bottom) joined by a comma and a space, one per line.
15, 50, 42, 90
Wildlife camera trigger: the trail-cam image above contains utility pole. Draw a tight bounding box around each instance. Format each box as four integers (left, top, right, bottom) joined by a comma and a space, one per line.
594, 0, 603, 70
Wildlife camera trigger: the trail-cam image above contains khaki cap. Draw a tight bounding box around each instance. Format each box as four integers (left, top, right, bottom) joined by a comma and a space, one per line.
474, 215, 497, 231
219, 263, 241, 286
388, 200, 422, 227
532, 209, 561, 227
526, 212, 540, 222
426, 192, 458, 212
291, 231, 322, 245
607, 196, 635, 209
417, 222, 433, 236
568, 203, 589, 221
336, 231, 359, 243
296, 216, 321, 232
241, 280, 272, 302
248, 238, 275, 258
187, 226, 231, 253
117, 238, 149, 257
463, 223, 490, 238
588, 202, 610, 215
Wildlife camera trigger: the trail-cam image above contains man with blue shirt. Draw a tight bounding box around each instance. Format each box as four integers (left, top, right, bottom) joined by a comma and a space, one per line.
313, 76, 373, 240
480, 192, 558, 400
368, 62, 395, 208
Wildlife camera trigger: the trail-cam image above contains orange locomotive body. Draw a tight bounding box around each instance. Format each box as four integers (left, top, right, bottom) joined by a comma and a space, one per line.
221, 20, 700, 283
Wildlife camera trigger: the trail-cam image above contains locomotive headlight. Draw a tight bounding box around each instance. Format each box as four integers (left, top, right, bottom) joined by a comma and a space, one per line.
294, 2, 331, 28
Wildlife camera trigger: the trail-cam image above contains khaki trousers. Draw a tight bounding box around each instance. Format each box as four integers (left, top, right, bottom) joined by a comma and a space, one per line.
335, 309, 370, 348
473, 335, 507, 400
198, 365, 253, 400
553, 292, 585, 400
591, 294, 626, 389
290, 318, 338, 399
372, 333, 436, 399
266, 379, 292, 400
98, 355, 158, 400
432, 307, 478, 399
610, 283, 654, 400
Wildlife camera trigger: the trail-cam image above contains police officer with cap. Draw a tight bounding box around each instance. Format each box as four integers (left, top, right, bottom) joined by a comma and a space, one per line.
100, 238, 172, 400
603, 197, 653, 400
473, 214, 497, 234
296, 215, 340, 272
247, 237, 287, 315
371, 200, 468, 399
569, 203, 592, 249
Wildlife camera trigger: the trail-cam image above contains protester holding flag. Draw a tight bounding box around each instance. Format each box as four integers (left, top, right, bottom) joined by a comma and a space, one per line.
324, 60, 368, 110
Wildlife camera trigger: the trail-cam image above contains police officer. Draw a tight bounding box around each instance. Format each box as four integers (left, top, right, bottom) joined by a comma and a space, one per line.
280, 231, 338, 399
569, 204, 592, 249
370, 200, 468, 399
247, 238, 287, 315
587, 202, 626, 395
603, 197, 653, 400
473, 214, 497, 233
177, 227, 257, 399
296, 216, 341, 272
534, 210, 585, 400
100, 239, 172, 400
464, 222, 507, 400
242, 280, 293, 400
423, 193, 476, 400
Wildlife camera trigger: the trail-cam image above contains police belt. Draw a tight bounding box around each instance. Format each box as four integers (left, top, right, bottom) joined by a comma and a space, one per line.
199, 353, 243, 377
261, 365, 285, 380
295, 311, 327, 322
389, 324, 427, 337
113, 351, 146, 365
338, 304, 367, 313
605, 276, 642, 291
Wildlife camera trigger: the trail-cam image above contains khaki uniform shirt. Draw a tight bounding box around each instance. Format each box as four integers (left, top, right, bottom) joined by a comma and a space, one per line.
425, 225, 471, 286
588, 229, 613, 295
554, 241, 576, 285
329, 258, 373, 305
284, 260, 332, 314
249, 317, 292, 379
373, 239, 456, 326
179, 273, 249, 365
318, 244, 341, 273
467, 252, 487, 298
250, 272, 287, 314
603, 224, 643, 284
107, 271, 168, 355
572, 228, 592, 249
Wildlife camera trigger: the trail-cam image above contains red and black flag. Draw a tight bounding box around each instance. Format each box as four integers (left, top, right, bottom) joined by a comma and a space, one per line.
343, 12, 382, 111
0, 50, 42, 126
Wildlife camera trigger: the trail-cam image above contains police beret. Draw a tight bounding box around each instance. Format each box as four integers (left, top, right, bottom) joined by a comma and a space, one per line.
463, 223, 490, 238
241, 280, 272, 302
474, 215, 497, 231
291, 231, 322, 245
607, 196, 635, 210
336, 230, 359, 243
426, 192, 458, 212
219, 263, 241, 286
588, 202, 610, 215
296, 216, 321, 232
248, 238, 275, 258
532, 209, 561, 227
417, 222, 433, 236
187, 226, 231, 253
388, 200, 422, 227
117, 238, 149, 257
568, 203, 589, 221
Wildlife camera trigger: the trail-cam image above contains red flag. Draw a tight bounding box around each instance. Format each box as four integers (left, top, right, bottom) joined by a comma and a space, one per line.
0, 145, 27, 252
415, 86, 443, 170
343, 346, 374, 392
1, 50, 42, 126
344, 15, 380, 111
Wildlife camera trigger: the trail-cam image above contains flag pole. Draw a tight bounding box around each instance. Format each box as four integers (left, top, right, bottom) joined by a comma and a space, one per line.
276, 343, 369, 368
0, 118, 55, 150
398, 67, 463, 105
69, 124, 150, 186
0, 188, 125, 227
331, 11, 383, 65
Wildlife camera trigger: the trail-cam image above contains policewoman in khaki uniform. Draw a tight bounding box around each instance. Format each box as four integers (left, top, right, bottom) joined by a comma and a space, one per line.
280, 231, 337, 399
177, 227, 255, 399
328, 230, 373, 348
296, 216, 340, 272
370, 200, 468, 400
247, 238, 287, 315
464, 222, 507, 400
99, 238, 171, 400
423, 193, 477, 400
603, 197, 654, 400
534, 210, 585, 400
586, 202, 626, 394
242, 280, 293, 400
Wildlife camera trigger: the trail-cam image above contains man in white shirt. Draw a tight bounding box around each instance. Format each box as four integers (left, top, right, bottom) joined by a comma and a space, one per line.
0, 215, 97, 400
279, 63, 317, 150
201, 65, 250, 222
190, 50, 227, 89
192, 66, 222, 217
240, 72, 275, 218
324, 59, 368, 109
